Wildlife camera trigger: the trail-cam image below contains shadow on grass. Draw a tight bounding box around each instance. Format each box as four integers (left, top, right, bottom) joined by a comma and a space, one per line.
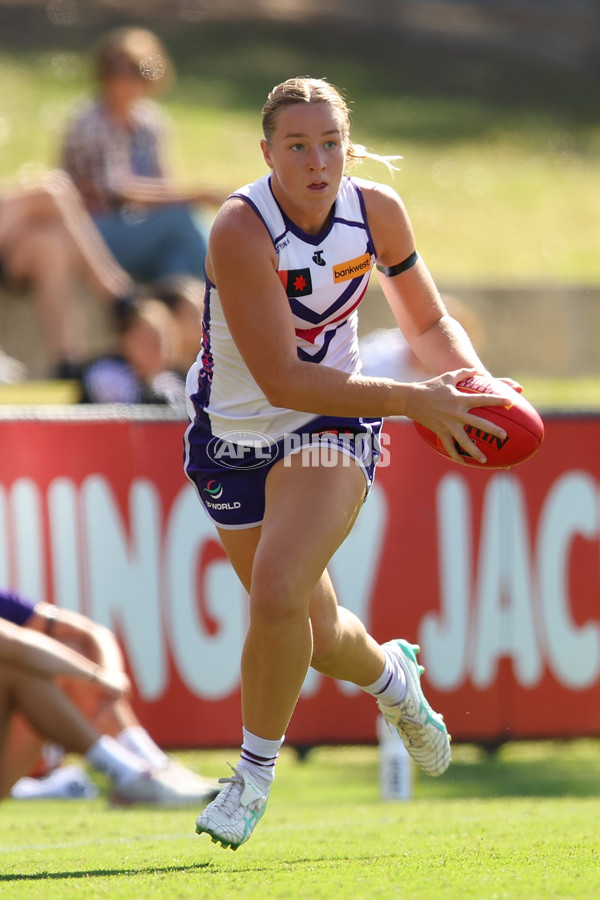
0, 861, 212, 882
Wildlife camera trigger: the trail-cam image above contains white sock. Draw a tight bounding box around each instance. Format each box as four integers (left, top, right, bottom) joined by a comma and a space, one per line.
85, 735, 149, 787
362, 647, 407, 707
116, 726, 170, 769
237, 727, 284, 794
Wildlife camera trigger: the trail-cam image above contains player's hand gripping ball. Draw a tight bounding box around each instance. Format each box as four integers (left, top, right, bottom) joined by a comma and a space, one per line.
414, 375, 544, 468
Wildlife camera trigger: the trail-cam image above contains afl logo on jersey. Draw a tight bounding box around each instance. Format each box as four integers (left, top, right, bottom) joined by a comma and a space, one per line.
333, 252, 371, 284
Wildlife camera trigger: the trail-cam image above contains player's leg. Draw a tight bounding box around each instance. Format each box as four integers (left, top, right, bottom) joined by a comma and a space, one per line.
221, 535, 389, 703
309, 568, 385, 683
196, 450, 373, 849
0, 663, 100, 798
239, 448, 371, 740
309, 558, 452, 779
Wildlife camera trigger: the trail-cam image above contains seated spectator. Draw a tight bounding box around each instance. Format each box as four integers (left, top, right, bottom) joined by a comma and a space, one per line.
151, 275, 204, 375
0, 171, 137, 378
0, 348, 27, 384
359, 296, 486, 386
0, 589, 219, 805
78, 296, 186, 407
61, 27, 226, 285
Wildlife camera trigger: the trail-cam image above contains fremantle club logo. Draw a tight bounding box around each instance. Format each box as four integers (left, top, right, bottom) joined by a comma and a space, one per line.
207, 431, 280, 469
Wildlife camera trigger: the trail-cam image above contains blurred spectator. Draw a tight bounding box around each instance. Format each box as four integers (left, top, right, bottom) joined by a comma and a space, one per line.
151, 275, 204, 374
78, 296, 187, 407
359, 295, 485, 384
61, 27, 226, 285
0, 171, 137, 378
0, 348, 27, 384
0, 593, 219, 805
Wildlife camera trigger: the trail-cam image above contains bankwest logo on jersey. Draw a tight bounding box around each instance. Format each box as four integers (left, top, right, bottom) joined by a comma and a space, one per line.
333, 252, 371, 284
278, 268, 313, 297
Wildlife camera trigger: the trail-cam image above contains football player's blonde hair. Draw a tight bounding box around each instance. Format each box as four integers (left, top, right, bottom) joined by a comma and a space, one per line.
262, 77, 400, 172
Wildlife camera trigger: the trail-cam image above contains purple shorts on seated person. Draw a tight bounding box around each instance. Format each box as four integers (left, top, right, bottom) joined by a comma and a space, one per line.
0, 590, 35, 625
183, 414, 383, 529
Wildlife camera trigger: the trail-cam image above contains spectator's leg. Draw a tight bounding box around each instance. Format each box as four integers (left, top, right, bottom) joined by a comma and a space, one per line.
0, 664, 97, 798
6, 222, 88, 372
0, 176, 133, 301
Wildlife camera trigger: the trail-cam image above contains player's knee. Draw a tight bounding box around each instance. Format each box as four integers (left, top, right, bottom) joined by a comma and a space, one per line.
249, 568, 309, 626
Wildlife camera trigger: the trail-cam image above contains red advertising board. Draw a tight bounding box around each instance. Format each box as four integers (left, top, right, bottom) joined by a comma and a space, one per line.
1, 408, 598, 749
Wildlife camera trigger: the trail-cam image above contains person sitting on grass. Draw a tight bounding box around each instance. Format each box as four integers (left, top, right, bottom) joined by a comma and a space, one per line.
0, 170, 138, 379
0, 589, 219, 806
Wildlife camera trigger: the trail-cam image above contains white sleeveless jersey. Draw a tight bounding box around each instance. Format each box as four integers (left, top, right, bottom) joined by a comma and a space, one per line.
186, 174, 376, 441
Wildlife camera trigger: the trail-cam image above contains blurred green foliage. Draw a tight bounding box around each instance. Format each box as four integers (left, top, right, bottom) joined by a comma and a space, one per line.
0, 12, 598, 284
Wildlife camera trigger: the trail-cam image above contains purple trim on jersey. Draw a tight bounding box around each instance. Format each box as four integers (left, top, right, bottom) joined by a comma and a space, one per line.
266, 176, 336, 248
191, 280, 214, 415
297, 324, 341, 363
230, 191, 280, 249
281, 210, 334, 246
354, 180, 377, 257
275, 177, 372, 250
289, 271, 368, 324
0, 590, 35, 625
234, 176, 374, 270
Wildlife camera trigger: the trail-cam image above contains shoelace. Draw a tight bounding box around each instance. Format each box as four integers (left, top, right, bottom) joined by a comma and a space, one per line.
209, 766, 245, 815
396, 720, 431, 749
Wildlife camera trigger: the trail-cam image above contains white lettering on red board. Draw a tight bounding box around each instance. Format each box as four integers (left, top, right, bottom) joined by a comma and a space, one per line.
1, 470, 599, 698
420, 471, 600, 691
0, 476, 248, 701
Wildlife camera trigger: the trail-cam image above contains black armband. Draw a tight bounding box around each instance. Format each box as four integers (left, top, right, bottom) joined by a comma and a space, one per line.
376, 250, 419, 277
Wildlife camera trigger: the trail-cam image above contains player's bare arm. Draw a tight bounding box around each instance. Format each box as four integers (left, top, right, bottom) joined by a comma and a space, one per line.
362, 182, 509, 461
362, 182, 479, 366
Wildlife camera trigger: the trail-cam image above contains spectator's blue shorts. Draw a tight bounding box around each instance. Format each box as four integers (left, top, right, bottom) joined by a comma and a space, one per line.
93, 204, 208, 283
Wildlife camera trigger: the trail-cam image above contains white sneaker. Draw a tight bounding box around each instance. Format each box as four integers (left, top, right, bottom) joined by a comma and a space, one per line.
162, 759, 221, 803
111, 767, 220, 808
195, 765, 268, 851
11, 765, 99, 800
378, 639, 451, 777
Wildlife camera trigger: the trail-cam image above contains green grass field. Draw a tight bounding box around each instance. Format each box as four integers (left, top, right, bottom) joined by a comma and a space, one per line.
1, 741, 599, 899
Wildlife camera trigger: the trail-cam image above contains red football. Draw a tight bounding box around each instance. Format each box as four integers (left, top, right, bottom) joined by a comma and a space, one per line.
414, 375, 544, 468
